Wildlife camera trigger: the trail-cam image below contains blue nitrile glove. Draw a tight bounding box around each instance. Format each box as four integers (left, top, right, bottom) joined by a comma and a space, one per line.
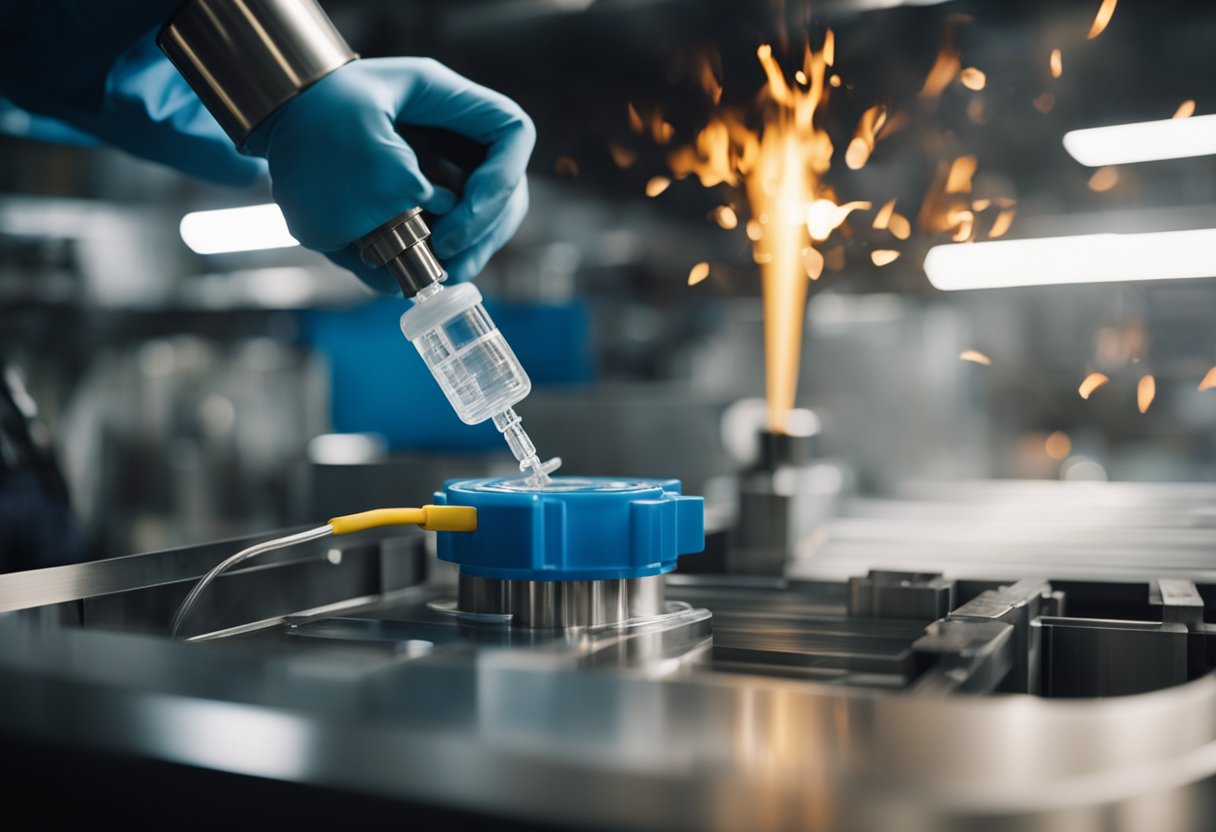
50, 34, 266, 187
0, 1, 264, 188
242, 58, 535, 292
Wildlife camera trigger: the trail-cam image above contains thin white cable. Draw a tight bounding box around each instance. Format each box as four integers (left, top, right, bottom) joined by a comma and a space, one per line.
170, 525, 333, 639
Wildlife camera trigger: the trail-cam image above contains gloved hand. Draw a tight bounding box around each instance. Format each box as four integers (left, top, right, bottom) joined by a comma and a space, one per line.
74, 34, 268, 187
243, 57, 535, 291
0, 25, 265, 188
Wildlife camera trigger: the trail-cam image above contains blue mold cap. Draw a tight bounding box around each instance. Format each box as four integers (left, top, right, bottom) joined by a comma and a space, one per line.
433, 477, 705, 581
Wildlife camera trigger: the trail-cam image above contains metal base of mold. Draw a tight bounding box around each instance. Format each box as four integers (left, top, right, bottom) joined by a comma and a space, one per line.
456, 573, 666, 628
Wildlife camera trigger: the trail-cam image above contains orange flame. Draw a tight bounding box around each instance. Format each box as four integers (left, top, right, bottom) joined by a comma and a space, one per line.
1087, 0, 1118, 40
663, 39, 864, 432
1078, 372, 1110, 399
644, 30, 998, 433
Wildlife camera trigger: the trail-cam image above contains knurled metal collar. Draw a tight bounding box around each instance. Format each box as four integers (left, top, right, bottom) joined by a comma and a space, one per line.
352, 208, 429, 268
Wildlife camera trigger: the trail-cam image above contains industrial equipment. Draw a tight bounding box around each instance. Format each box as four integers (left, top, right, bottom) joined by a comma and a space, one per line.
2, 479, 1215, 829
2, 0, 1214, 828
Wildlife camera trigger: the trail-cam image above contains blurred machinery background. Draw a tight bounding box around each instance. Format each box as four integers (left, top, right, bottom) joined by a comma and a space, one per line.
1, 0, 1215, 828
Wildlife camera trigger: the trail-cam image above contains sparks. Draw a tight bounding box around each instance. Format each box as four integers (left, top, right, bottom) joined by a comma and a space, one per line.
627, 102, 644, 133
987, 208, 1015, 238
871, 250, 900, 267
960, 349, 992, 366
1199, 366, 1216, 392
888, 213, 912, 240
1087, 0, 1118, 40
845, 105, 888, 170
801, 247, 824, 280
608, 143, 637, 169
1050, 49, 1063, 79
713, 205, 739, 229
1137, 374, 1156, 413
688, 262, 710, 285
645, 176, 671, 197
945, 155, 977, 193
1078, 371, 1110, 400
1173, 99, 1196, 119
1088, 167, 1119, 192
873, 198, 896, 230
806, 199, 871, 241
960, 67, 986, 91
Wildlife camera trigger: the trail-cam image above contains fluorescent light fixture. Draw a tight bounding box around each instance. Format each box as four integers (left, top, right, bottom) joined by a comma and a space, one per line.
1063, 114, 1216, 166
179, 203, 298, 254
924, 228, 1216, 291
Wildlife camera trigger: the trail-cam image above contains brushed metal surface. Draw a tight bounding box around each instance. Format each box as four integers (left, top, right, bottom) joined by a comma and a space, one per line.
158, 0, 357, 144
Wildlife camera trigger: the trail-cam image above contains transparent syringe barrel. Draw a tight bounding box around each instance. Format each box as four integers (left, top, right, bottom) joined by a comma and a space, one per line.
400, 283, 531, 425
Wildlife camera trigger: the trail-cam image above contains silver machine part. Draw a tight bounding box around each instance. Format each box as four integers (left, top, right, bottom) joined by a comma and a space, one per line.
457, 573, 666, 627
3, 482, 1216, 828
352, 207, 447, 297
731, 426, 825, 575
157, 0, 357, 146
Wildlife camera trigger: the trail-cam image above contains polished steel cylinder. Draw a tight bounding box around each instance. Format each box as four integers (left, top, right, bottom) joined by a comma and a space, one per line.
353, 209, 445, 296
158, 0, 357, 145
457, 574, 666, 628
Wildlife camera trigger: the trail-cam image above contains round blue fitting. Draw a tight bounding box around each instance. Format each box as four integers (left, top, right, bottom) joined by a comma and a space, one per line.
433, 477, 705, 581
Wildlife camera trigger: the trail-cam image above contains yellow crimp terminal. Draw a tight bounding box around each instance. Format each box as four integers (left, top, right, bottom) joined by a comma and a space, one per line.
327, 505, 477, 535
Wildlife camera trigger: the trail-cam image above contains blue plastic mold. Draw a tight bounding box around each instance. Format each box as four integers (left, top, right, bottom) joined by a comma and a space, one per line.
433, 477, 705, 581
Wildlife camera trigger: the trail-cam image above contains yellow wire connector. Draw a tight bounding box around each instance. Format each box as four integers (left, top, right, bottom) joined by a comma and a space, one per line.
327, 504, 477, 535
172, 504, 476, 638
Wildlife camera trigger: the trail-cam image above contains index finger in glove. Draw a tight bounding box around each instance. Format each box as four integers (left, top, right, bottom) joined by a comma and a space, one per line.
371, 59, 535, 259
